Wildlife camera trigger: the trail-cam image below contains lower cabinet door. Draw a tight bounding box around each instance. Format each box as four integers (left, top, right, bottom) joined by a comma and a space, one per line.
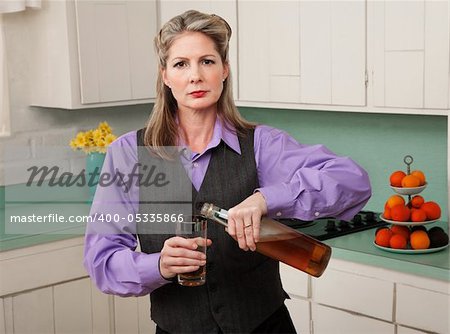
311, 304, 395, 334
285, 297, 311, 334
397, 325, 430, 334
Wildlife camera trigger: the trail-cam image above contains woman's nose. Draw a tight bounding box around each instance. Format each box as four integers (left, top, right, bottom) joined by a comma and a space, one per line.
189, 66, 202, 83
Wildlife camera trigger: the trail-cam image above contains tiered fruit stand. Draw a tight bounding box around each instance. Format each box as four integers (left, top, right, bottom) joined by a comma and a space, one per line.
374, 155, 449, 254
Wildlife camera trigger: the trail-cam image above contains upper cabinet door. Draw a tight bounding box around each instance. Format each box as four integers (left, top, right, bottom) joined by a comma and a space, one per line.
238, 1, 301, 103
75, 0, 157, 104
238, 1, 366, 106
300, 1, 366, 106
26, 0, 157, 109
372, 0, 449, 110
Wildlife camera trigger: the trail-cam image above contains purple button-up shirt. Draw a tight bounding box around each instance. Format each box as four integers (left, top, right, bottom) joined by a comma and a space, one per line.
84, 119, 371, 296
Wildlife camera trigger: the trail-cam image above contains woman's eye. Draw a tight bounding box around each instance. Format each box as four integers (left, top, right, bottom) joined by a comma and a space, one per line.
202, 59, 215, 65
174, 61, 186, 68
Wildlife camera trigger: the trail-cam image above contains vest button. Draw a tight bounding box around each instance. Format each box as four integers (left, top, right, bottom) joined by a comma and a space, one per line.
209, 284, 217, 292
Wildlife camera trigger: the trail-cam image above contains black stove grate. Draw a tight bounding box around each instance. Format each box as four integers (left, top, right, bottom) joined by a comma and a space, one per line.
277, 211, 387, 241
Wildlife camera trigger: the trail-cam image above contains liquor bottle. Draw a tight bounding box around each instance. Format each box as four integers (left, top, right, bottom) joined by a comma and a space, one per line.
200, 202, 332, 277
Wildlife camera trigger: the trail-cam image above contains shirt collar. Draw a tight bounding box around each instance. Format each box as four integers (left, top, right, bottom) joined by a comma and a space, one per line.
177, 116, 241, 157
212, 117, 241, 155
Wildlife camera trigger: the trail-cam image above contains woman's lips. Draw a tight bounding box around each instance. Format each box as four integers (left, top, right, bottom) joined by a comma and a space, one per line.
190, 91, 207, 98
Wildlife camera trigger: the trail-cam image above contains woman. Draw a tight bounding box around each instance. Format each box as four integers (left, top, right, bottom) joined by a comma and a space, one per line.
84, 10, 371, 334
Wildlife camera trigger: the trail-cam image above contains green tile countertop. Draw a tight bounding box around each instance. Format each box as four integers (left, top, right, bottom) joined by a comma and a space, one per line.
322, 223, 450, 282
0, 205, 88, 252
0, 182, 91, 252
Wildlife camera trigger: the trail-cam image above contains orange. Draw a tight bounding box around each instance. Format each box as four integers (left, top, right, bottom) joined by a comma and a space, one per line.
389, 234, 407, 249
375, 228, 393, 247
410, 230, 430, 250
390, 170, 406, 187
390, 225, 410, 241
410, 195, 425, 209
410, 208, 427, 222
383, 206, 392, 220
410, 170, 426, 186
421, 201, 441, 220
386, 195, 406, 209
390, 204, 410, 222
401, 175, 421, 188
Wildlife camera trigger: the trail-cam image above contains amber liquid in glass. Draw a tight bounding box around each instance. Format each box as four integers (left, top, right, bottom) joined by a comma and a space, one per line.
178, 266, 206, 286
177, 243, 206, 286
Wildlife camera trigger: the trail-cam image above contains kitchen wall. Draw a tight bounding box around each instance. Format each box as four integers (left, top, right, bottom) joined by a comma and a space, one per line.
0, 102, 447, 219
239, 107, 448, 218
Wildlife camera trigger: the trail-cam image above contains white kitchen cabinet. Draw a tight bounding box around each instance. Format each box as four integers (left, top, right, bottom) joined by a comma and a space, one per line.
26, 0, 157, 109
90, 280, 114, 334
280, 263, 309, 298
396, 283, 450, 334
238, 1, 299, 103
12, 287, 55, 334
0, 237, 157, 334
285, 298, 311, 334
371, 0, 449, 110
238, 1, 366, 106
138, 296, 156, 334
299, 1, 366, 106
158, 1, 238, 100
280, 257, 450, 334
397, 326, 430, 334
114, 295, 141, 334
113, 294, 156, 334
53, 279, 93, 333
311, 304, 395, 334
280, 264, 311, 333
0, 298, 4, 333
311, 267, 394, 321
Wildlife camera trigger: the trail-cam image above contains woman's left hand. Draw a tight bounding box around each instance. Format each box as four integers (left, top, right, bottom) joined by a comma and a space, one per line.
227, 192, 268, 251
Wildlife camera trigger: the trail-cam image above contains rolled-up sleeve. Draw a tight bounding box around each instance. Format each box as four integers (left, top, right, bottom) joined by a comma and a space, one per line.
254, 126, 371, 221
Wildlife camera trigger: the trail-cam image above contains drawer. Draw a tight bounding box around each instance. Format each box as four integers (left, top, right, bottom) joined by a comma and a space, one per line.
312, 304, 395, 334
396, 283, 450, 333
311, 268, 394, 321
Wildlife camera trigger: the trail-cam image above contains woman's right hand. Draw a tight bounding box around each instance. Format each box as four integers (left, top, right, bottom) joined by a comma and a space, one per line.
159, 236, 212, 280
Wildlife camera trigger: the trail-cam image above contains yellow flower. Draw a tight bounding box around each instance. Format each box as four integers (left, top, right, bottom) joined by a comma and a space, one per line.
98, 122, 112, 134
69, 122, 117, 154
92, 129, 104, 146
69, 138, 78, 150
104, 133, 117, 146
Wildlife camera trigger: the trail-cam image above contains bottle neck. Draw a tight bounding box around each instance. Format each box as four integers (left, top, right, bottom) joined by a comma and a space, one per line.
200, 203, 229, 228
199, 202, 278, 237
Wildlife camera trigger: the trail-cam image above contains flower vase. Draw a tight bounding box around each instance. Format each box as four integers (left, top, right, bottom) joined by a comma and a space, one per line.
86, 152, 106, 202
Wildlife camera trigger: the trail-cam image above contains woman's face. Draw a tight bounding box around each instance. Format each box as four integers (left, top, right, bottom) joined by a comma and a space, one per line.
162, 31, 229, 114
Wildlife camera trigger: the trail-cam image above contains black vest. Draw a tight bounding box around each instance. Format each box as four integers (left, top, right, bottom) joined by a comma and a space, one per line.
136, 129, 286, 333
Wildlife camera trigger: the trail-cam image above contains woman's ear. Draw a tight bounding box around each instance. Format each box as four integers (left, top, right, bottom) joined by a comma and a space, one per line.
223, 62, 229, 82
161, 68, 170, 88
